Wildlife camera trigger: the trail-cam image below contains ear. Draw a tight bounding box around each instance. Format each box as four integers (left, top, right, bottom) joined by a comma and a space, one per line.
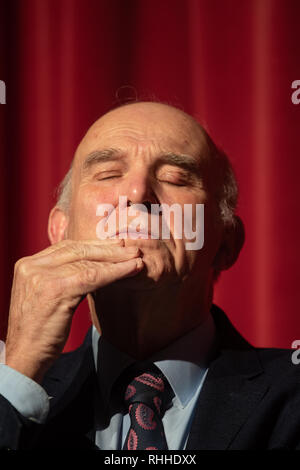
48, 206, 69, 245
212, 215, 245, 272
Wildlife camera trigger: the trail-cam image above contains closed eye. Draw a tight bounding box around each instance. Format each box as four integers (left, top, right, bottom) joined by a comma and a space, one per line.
95, 173, 122, 181
157, 179, 187, 187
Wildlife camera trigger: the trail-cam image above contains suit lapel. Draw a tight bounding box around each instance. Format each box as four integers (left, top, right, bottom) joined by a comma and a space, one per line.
186, 350, 269, 449
186, 306, 269, 450
35, 306, 271, 449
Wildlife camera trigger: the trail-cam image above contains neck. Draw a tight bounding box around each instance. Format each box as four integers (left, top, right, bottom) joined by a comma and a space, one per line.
89, 276, 213, 360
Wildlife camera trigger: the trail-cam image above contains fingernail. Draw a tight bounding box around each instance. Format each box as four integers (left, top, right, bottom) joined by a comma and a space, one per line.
135, 258, 144, 269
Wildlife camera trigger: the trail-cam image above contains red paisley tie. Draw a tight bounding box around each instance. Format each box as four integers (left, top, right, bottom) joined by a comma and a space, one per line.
123, 370, 169, 450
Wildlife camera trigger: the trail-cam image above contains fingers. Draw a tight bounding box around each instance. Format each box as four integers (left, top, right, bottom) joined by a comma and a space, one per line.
13, 240, 145, 303
30, 238, 125, 260
35, 242, 142, 267
60, 257, 144, 295
6, 240, 145, 383
27, 239, 141, 269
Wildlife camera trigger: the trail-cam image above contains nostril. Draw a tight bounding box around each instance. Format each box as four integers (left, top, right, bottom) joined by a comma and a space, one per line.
143, 201, 152, 212
127, 200, 152, 213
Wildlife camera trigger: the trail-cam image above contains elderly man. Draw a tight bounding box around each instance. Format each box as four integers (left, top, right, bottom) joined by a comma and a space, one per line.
0, 102, 299, 450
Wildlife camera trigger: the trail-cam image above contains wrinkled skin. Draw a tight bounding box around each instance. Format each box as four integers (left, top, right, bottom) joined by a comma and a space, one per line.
5, 102, 243, 382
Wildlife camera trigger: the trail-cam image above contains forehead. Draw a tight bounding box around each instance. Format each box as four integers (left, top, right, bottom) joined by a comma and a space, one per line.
75, 103, 208, 166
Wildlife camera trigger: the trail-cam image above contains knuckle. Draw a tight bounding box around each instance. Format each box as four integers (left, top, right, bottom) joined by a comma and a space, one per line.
14, 257, 31, 277
76, 259, 90, 271
25, 271, 61, 297
106, 262, 117, 274
30, 272, 42, 288
69, 242, 87, 259
83, 267, 98, 284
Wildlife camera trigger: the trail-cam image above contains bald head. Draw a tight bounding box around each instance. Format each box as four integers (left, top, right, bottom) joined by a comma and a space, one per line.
57, 101, 238, 228
74, 101, 208, 168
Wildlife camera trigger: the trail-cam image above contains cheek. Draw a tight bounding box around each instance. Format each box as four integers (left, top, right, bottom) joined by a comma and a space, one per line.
69, 186, 117, 239
172, 201, 221, 277
188, 212, 222, 276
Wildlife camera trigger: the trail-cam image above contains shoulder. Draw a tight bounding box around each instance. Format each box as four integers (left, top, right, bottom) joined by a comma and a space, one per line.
255, 346, 300, 384
210, 304, 300, 384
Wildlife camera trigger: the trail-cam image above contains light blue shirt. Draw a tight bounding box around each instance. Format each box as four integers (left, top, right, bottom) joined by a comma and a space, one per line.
0, 314, 216, 449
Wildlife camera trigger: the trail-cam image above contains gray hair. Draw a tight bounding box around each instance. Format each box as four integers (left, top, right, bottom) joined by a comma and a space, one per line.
219, 158, 239, 227
206, 138, 239, 228
56, 164, 73, 212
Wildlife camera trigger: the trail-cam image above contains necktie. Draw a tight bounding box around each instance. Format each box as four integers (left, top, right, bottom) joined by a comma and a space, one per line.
123, 369, 170, 450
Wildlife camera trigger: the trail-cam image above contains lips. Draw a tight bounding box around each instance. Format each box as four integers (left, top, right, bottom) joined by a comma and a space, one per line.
100, 206, 161, 239
114, 226, 158, 239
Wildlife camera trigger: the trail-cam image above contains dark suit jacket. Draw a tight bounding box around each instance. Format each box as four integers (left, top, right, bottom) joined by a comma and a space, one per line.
1, 305, 300, 450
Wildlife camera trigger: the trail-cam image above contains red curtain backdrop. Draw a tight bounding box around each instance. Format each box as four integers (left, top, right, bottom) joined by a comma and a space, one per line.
0, 0, 299, 351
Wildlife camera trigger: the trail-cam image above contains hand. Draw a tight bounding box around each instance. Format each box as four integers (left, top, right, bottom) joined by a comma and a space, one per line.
5, 239, 143, 383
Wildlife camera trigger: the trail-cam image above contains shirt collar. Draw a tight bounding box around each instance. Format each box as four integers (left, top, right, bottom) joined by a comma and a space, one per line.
92, 313, 216, 410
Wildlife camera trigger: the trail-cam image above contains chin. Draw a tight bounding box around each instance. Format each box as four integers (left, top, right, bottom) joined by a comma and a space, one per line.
114, 273, 161, 291
122, 253, 181, 293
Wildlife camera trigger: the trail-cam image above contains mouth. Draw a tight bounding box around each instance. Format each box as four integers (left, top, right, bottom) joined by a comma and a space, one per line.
113, 226, 159, 239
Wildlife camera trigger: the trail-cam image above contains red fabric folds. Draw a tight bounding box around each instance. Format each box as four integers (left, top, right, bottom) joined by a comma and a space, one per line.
0, 0, 299, 350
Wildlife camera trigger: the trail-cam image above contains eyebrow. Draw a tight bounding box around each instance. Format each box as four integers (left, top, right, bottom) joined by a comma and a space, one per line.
157, 153, 200, 175
82, 148, 123, 171
82, 148, 201, 176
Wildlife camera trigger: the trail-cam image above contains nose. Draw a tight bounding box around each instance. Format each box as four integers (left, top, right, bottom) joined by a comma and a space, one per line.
121, 171, 158, 212
128, 199, 152, 212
